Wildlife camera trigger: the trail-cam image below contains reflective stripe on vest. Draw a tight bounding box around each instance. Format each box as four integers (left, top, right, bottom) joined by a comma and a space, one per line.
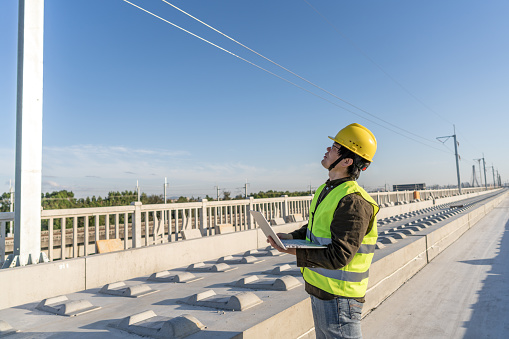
302, 180, 379, 298
306, 267, 370, 283
306, 229, 376, 254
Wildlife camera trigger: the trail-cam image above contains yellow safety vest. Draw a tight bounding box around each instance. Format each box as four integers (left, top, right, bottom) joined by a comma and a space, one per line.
301, 181, 379, 298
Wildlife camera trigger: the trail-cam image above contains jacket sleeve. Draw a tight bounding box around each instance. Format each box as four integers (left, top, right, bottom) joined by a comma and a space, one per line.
289, 224, 308, 240
296, 193, 373, 269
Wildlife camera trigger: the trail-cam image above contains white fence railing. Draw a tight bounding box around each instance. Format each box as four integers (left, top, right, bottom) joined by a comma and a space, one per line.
0, 187, 492, 263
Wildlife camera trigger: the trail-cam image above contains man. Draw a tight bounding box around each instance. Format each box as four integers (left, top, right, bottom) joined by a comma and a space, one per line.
268, 123, 379, 339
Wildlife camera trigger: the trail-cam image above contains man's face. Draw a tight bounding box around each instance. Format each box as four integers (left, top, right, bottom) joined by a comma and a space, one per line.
321, 143, 341, 169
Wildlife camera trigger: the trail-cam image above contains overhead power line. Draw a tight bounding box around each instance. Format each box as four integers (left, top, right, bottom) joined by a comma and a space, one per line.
303, 0, 490, 161
121, 0, 452, 154
159, 0, 441, 146
302, 0, 454, 127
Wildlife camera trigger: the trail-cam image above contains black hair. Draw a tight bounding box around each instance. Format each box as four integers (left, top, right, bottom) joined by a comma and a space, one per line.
336, 147, 371, 180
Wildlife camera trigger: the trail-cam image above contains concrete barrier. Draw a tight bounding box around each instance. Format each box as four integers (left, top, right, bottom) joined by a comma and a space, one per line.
242, 298, 314, 339
365, 237, 428, 315
426, 214, 470, 261
0, 257, 86, 310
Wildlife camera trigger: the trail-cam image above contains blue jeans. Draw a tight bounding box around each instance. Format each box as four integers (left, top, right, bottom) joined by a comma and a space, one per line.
310, 295, 363, 339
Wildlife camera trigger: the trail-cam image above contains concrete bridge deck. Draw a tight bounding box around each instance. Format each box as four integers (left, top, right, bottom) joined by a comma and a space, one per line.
363, 193, 509, 338
0, 189, 507, 338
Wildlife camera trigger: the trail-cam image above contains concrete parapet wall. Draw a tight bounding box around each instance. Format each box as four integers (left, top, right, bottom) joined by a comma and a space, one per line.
426, 214, 470, 261
365, 237, 428, 315
241, 298, 313, 339
0, 258, 85, 310
364, 189, 508, 317
377, 188, 501, 220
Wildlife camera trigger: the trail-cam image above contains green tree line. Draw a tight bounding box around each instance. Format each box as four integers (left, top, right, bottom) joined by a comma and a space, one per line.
0, 189, 311, 212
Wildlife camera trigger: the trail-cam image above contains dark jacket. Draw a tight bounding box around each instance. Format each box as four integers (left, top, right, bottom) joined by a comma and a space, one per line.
290, 177, 374, 302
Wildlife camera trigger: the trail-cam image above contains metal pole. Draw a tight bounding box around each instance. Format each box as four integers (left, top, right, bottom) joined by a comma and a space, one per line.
164, 177, 167, 203
9, 181, 14, 236
492, 165, 496, 188
482, 155, 487, 189
10, 0, 45, 267
452, 129, 461, 194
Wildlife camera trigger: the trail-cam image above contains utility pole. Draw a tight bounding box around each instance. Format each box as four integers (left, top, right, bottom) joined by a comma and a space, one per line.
3, 0, 47, 268
244, 179, 250, 198
136, 180, 140, 202
214, 186, 220, 201
474, 158, 483, 187
471, 165, 478, 187
436, 125, 462, 194
482, 155, 487, 189
491, 165, 496, 188
164, 177, 168, 203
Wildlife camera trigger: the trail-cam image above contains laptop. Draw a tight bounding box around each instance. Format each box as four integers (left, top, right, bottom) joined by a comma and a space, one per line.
250, 210, 326, 250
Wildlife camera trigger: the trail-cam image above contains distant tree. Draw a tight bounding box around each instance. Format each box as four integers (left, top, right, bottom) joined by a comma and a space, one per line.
176, 196, 189, 203
223, 191, 231, 200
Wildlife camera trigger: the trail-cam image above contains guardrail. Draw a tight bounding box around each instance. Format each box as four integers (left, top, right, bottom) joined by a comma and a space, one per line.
0, 187, 491, 264
0, 195, 313, 263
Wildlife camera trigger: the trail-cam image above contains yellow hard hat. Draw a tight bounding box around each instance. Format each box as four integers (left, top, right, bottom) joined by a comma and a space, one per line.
328, 123, 377, 162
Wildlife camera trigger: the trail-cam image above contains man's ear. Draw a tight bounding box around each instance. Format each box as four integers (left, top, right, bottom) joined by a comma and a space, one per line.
342, 158, 354, 167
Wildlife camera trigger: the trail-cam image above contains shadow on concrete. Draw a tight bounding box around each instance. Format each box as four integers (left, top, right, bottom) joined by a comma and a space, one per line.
462, 218, 509, 338
458, 258, 494, 266
80, 318, 117, 330
12, 331, 112, 338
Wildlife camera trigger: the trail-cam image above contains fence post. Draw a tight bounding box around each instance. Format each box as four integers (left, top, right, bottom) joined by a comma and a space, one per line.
131, 201, 142, 248
282, 195, 289, 221
200, 199, 208, 235
248, 197, 254, 229
1, 221, 5, 264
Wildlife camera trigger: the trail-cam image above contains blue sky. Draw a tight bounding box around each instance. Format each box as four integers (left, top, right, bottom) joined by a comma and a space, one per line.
1, 0, 508, 199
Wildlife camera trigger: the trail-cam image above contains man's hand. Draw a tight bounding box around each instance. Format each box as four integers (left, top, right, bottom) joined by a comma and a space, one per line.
267, 233, 297, 255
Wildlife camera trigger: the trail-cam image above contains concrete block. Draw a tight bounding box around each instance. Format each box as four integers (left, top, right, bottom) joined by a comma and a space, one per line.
112, 310, 205, 338
215, 224, 235, 234
147, 271, 203, 283
0, 320, 17, 336
264, 264, 301, 276
217, 255, 264, 265
231, 275, 301, 291
270, 218, 286, 225
378, 236, 398, 244
99, 282, 158, 298
180, 289, 262, 311
181, 229, 203, 240
286, 214, 304, 223
95, 239, 123, 254
186, 262, 237, 273
85, 228, 258, 289
243, 250, 260, 256
397, 229, 416, 236
261, 248, 284, 256
36, 295, 100, 317
385, 232, 407, 240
